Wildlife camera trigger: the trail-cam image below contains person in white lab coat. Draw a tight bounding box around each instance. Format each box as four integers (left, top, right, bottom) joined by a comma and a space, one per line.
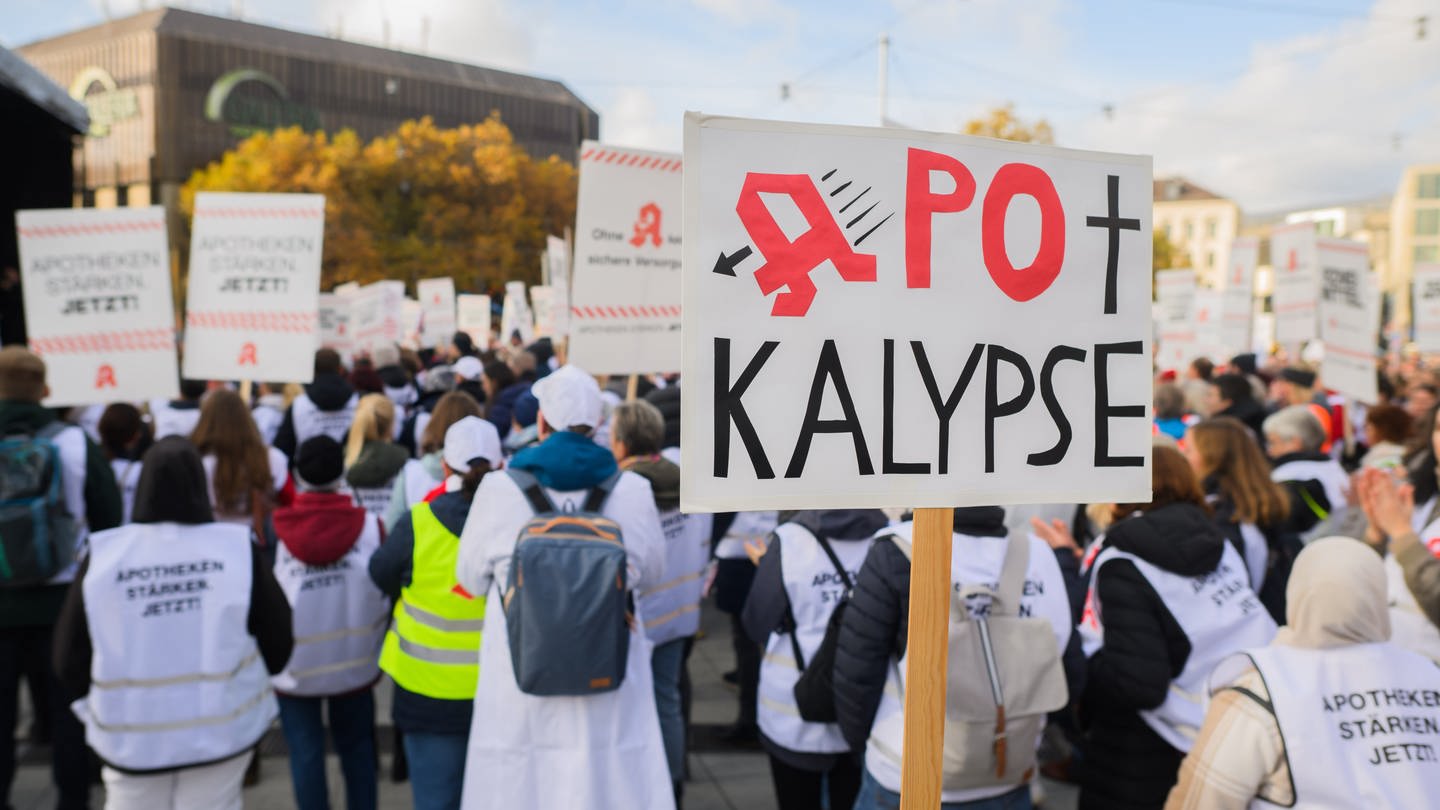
454, 365, 673, 810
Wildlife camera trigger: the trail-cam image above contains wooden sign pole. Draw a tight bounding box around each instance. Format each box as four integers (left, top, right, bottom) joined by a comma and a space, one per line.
899, 506, 955, 809
625, 374, 639, 402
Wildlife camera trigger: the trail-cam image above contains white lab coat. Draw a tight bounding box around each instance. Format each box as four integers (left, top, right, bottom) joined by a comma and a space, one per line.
454, 469, 674, 810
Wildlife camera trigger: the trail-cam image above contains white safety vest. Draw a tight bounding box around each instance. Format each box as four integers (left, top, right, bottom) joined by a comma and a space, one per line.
149, 400, 201, 441
1387, 511, 1440, 663
291, 392, 359, 446
1080, 542, 1277, 752
639, 509, 712, 646
252, 400, 285, 446
757, 523, 871, 754
352, 485, 395, 519
1271, 458, 1350, 518
74, 522, 275, 772
714, 510, 778, 560
866, 528, 1072, 804
1211, 643, 1440, 809
272, 517, 389, 696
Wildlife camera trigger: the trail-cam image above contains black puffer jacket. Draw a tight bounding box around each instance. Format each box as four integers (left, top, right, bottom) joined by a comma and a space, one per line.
643, 384, 682, 449
1077, 502, 1223, 810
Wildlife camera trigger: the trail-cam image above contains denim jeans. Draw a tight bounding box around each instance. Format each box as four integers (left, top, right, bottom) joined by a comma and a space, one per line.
852, 768, 1033, 810
651, 637, 687, 782
276, 690, 378, 810
402, 731, 469, 810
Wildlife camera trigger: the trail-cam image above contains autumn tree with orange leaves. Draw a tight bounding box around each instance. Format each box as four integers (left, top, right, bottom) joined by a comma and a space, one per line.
180, 115, 577, 293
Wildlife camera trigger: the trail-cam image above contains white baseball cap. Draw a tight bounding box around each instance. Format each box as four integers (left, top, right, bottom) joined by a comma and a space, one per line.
443, 415, 502, 473
452, 355, 484, 381
532, 364, 603, 431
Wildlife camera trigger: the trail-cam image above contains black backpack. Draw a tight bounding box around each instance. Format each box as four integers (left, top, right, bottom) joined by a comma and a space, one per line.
788, 531, 855, 723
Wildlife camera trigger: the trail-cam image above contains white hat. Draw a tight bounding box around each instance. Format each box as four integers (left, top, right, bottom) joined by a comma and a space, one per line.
532, 364, 603, 431
443, 415, 502, 473
452, 355, 484, 381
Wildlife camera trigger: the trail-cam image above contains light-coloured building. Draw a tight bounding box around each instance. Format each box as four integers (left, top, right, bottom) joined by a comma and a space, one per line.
1153, 176, 1242, 288
1391, 164, 1440, 327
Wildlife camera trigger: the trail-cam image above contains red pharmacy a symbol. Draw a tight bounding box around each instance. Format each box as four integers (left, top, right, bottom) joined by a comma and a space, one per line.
238, 342, 258, 366
630, 203, 663, 248
94, 364, 116, 389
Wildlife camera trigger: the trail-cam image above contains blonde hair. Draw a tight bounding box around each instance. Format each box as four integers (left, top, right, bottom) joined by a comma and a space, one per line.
345, 394, 396, 467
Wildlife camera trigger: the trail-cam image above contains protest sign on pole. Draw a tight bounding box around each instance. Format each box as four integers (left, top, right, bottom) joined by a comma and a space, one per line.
1194, 286, 1223, 363
545, 234, 569, 286
1413, 264, 1440, 353
681, 113, 1152, 809
417, 277, 457, 349
1317, 238, 1379, 403
569, 141, 683, 374
317, 292, 353, 362
456, 294, 492, 348
1271, 223, 1318, 348
401, 298, 422, 349
500, 280, 534, 346
15, 207, 179, 406
1155, 269, 1197, 373
183, 192, 324, 382
350, 280, 403, 356
1223, 237, 1257, 357
530, 285, 557, 338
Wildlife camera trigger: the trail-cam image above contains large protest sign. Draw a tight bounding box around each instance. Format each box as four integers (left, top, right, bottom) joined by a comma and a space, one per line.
317, 292, 353, 361
1271, 223, 1319, 347
1222, 237, 1257, 356
500, 281, 534, 346
569, 142, 683, 374
1318, 238, 1379, 403
680, 114, 1153, 512
456, 294, 491, 348
417, 277, 456, 349
183, 192, 324, 382
15, 207, 179, 406
1155, 269, 1197, 373
350, 280, 403, 355
1414, 264, 1440, 353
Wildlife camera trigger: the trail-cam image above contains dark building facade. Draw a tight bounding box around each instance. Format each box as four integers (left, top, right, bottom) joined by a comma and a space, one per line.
17, 8, 598, 221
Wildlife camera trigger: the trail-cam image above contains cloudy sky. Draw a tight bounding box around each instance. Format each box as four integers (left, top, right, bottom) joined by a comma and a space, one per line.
6, 0, 1437, 213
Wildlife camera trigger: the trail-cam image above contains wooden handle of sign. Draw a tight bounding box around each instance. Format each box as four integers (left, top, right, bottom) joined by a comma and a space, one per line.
626, 374, 639, 403
239, 379, 253, 406
900, 506, 955, 810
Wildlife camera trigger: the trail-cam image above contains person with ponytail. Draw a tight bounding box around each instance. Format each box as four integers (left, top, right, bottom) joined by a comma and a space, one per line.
344, 394, 408, 519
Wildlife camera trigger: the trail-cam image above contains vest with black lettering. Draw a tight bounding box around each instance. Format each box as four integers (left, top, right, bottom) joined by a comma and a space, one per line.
757, 523, 871, 754
1388, 511, 1440, 663
378, 501, 485, 699
291, 393, 358, 447
1212, 643, 1440, 808
639, 509, 711, 646
272, 518, 389, 696
352, 485, 394, 519
1079, 541, 1277, 751
75, 522, 274, 772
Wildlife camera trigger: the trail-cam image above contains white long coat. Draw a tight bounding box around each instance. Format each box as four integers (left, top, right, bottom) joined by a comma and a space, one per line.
454, 469, 675, 810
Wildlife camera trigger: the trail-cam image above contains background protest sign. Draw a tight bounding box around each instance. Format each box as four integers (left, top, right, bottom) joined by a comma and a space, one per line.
530, 285, 557, 338
1271, 222, 1319, 348
1223, 237, 1257, 356
1155, 269, 1197, 374
545, 234, 569, 286
417, 277, 456, 349
1194, 286, 1222, 363
183, 192, 324, 382
680, 113, 1153, 513
569, 141, 683, 374
350, 280, 403, 356
456, 294, 491, 348
1318, 238, 1379, 403
401, 298, 422, 348
1415, 264, 1440, 353
16, 206, 178, 406
317, 292, 353, 361
500, 280, 534, 346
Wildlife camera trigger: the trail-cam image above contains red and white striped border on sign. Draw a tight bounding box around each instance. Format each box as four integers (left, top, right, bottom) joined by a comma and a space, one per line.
194, 207, 324, 219
18, 221, 165, 239
570, 305, 682, 319
186, 311, 318, 334
30, 328, 175, 356
580, 148, 682, 173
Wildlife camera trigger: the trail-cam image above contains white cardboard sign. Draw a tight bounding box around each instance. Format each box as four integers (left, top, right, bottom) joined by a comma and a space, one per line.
1222, 237, 1257, 357
1413, 264, 1440, 353
456, 294, 491, 348
500, 281, 534, 346
1317, 238, 1379, 403
680, 114, 1153, 512
417, 277, 456, 349
530, 285, 557, 338
401, 299, 422, 349
1155, 269, 1197, 373
317, 292, 353, 361
569, 141, 683, 373
1271, 224, 1318, 347
350, 280, 403, 356
183, 192, 324, 381
16, 206, 179, 406
1194, 286, 1223, 363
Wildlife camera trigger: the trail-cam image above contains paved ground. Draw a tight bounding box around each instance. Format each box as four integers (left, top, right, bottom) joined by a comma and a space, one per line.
9, 601, 1077, 809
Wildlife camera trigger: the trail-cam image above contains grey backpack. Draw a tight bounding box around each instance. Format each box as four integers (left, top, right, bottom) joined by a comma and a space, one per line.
503, 469, 630, 696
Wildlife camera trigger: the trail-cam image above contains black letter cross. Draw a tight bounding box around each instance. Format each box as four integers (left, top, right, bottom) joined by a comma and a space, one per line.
1086, 174, 1141, 315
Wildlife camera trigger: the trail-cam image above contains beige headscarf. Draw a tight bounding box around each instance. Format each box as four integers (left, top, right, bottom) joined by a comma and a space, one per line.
1277, 535, 1390, 649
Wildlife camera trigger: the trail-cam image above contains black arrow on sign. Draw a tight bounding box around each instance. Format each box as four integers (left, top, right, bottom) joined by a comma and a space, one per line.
713, 245, 753, 276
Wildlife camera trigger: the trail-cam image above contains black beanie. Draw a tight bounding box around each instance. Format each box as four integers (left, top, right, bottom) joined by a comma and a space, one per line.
1280, 367, 1317, 389
294, 435, 345, 490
